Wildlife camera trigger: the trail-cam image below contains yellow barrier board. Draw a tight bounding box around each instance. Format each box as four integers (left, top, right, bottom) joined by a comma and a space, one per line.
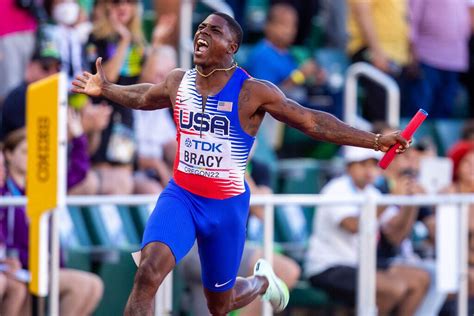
26, 73, 61, 296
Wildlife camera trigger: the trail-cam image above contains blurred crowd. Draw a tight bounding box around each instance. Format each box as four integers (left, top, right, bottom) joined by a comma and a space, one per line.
0, 0, 474, 315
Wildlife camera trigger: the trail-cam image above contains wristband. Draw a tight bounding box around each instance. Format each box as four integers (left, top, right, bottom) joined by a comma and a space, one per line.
374, 133, 382, 151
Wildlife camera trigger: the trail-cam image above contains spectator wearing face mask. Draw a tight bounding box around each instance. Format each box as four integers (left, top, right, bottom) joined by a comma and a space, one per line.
42, 0, 92, 86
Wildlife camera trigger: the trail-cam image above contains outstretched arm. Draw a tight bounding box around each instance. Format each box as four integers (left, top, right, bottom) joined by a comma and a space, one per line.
72, 58, 184, 110
257, 80, 408, 151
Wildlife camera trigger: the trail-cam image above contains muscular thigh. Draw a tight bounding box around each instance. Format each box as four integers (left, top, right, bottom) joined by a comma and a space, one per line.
142, 181, 197, 263
195, 190, 250, 293
59, 269, 96, 294
376, 270, 406, 294
388, 264, 430, 289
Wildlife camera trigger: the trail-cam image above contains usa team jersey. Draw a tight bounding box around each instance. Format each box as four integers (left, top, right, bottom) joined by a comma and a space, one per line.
173, 68, 255, 199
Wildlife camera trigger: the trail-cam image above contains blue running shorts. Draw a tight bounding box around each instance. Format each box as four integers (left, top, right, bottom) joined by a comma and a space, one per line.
142, 179, 250, 292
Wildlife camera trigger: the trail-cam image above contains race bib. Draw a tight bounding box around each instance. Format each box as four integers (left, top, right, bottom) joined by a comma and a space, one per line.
178, 134, 232, 179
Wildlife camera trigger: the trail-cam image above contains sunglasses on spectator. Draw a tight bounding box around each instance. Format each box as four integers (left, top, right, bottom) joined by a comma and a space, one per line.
110, 0, 138, 4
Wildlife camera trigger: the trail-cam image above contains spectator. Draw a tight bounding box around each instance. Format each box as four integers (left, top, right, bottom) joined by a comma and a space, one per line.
85, 0, 169, 194
0, 40, 110, 195
66, 107, 101, 195
376, 147, 446, 316
404, 0, 473, 118
305, 146, 430, 315
0, 0, 39, 102
318, 0, 347, 50
1, 44, 61, 140
71, 95, 113, 158
135, 44, 177, 188
42, 0, 92, 85
270, 0, 319, 46
449, 142, 474, 276
245, 3, 326, 150
432, 141, 474, 315
0, 243, 28, 315
246, 3, 324, 95
347, 0, 410, 121
0, 128, 104, 315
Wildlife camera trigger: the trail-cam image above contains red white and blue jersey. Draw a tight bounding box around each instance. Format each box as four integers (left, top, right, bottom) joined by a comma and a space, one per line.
173, 67, 255, 199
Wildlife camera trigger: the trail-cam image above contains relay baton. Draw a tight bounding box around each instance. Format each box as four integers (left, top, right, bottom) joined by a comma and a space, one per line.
378, 109, 428, 169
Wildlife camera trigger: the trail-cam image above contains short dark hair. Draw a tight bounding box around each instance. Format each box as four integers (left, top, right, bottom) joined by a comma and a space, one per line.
211, 12, 243, 53
3, 128, 26, 155
266, 3, 297, 24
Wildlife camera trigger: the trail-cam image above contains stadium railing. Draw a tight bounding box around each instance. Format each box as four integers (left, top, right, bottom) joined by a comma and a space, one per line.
0, 193, 472, 316
344, 62, 401, 129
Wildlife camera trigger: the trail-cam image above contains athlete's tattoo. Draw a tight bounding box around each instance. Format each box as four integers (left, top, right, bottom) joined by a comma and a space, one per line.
101, 70, 184, 110
102, 83, 153, 109
238, 84, 264, 136
309, 110, 375, 148
261, 85, 376, 149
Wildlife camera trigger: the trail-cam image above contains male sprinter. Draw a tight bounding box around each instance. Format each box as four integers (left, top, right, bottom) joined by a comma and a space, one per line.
72, 12, 408, 316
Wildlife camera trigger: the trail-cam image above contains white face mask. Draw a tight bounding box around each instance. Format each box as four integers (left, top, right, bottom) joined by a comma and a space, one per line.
53, 2, 80, 26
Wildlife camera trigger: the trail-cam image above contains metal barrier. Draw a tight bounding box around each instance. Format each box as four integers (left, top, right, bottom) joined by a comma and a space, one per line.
344, 62, 400, 129
258, 193, 473, 316
0, 193, 472, 315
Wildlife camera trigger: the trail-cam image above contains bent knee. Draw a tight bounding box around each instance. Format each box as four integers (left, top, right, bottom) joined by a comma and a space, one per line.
135, 259, 166, 287
89, 274, 104, 300
411, 269, 431, 292
392, 281, 408, 300
383, 279, 408, 302
273, 254, 301, 289
282, 259, 301, 289
7, 278, 28, 298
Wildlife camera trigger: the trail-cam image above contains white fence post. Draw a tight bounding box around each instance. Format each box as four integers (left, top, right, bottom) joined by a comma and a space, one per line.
344, 62, 400, 128
357, 194, 378, 316
458, 203, 469, 316
262, 202, 274, 316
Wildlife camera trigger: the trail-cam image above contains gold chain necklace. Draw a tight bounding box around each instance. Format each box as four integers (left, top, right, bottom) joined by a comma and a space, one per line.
195, 62, 238, 78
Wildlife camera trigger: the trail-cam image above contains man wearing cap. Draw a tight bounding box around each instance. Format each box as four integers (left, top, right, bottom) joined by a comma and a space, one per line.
0, 47, 61, 140
304, 146, 430, 316
0, 45, 108, 197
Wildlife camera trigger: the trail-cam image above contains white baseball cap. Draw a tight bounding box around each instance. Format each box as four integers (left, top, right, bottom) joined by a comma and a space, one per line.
344, 146, 382, 164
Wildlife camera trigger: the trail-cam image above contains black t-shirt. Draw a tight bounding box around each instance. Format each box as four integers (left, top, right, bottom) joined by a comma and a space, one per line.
1, 82, 28, 140
85, 34, 145, 165
249, 159, 272, 187
375, 175, 433, 263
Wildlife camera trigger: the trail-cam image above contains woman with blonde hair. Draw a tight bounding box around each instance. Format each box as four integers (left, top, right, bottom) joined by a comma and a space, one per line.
85, 0, 175, 194
87, 0, 146, 83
